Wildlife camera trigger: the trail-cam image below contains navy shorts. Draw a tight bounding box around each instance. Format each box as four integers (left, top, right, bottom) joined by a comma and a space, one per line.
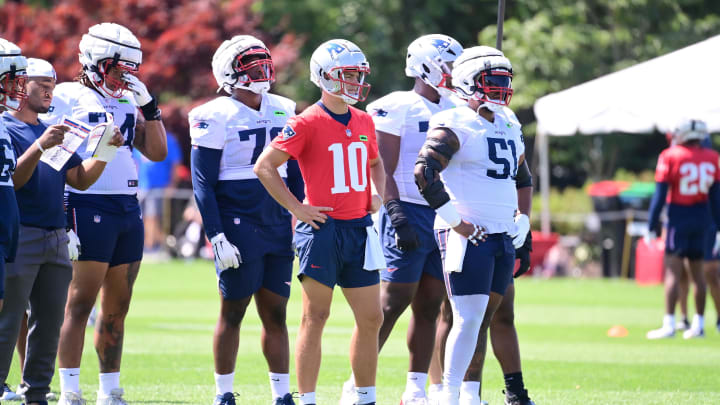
379, 201, 443, 283
68, 194, 144, 267
294, 215, 380, 289
703, 222, 719, 261
666, 223, 706, 260
218, 216, 294, 300
435, 230, 515, 297
0, 259, 4, 299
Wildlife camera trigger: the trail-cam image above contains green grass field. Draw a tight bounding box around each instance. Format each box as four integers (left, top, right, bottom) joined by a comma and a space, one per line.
7, 260, 720, 405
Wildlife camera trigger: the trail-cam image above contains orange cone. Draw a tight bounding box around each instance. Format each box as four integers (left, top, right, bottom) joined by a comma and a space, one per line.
607, 325, 629, 337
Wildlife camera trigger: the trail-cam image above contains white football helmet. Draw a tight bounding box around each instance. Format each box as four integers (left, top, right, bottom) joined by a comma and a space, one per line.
78, 23, 142, 98
452, 45, 513, 112
212, 35, 274, 94
673, 118, 709, 144
310, 39, 370, 105
0, 38, 28, 111
405, 34, 463, 98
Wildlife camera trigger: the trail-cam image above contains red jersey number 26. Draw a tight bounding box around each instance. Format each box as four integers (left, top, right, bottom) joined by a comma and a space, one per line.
329, 142, 368, 194
679, 162, 715, 196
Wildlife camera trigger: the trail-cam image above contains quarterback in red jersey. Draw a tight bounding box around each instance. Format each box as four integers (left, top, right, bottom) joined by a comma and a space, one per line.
646, 118, 720, 339
254, 39, 385, 405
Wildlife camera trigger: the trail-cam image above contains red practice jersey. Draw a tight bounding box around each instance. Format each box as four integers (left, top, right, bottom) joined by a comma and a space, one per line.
271, 103, 379, 220
655, 144, 720, 205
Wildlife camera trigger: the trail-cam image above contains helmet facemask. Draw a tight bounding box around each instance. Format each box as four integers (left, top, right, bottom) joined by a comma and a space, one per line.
91, 56, 139, 98
231, 48, 275, 94
474, 69, 513, 112
0, 65, 28, 111
326, 65, 371, 105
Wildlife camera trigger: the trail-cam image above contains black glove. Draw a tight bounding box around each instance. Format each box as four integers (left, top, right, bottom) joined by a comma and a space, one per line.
385, 199, 420, 252
513, 230, 533, 278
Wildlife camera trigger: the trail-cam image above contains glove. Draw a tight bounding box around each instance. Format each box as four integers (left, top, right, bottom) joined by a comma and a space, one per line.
713, 231, 720, 256
514, 230, 532, 278
67, 229, 81, 261
394, 222, 421, 252
511, 214, 530, 249
385, 199, 420, 251
123, 73, 153, 107
210, 233, 241, 271
644, 230, 657, 246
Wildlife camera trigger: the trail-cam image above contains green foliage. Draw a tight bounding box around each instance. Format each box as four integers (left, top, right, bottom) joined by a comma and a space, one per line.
532, 183, 593, 234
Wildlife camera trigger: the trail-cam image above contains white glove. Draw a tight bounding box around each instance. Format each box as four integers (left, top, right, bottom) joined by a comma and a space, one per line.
511, 214, 530, 249
644, 230, 657, 246
210, 233, 241, 271
123, 73, 153, 107
713, 231, 720, 256
67, 229, 81, 261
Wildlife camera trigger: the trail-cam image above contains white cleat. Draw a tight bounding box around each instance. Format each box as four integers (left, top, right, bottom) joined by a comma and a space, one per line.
431, 391, 459, 405
58, 390, 87, 405
646, 326, 675, 339
339, 380, 356, 405
401, 396, 430, 405
1, 383, 21, 401
683, 327, 705, 339
96, 388, 127, 405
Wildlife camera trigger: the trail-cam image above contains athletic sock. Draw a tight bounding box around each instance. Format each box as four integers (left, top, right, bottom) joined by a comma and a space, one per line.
269, 372, 290, 399
504, 372, 525, 397
663, 314, 675, 330
460, 381, 481, 401
299, 392, 315, 405
98, 372, 120, 397
214, 372, 234, 396
404, 372, 427, 398
692, 314, 704, 330
356, 386, 376, 404
59, 368, 80, 394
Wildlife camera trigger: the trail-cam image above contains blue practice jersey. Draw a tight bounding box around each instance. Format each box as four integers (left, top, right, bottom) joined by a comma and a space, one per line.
3, 113, 82, 229
0, 116, 19, 261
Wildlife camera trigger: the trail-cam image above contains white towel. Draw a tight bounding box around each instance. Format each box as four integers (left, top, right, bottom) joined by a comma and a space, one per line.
444, 230, 468, 273
363, 225, 387, 271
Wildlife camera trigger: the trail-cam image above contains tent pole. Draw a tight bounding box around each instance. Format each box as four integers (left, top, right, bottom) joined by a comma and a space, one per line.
538, 131, 551, 234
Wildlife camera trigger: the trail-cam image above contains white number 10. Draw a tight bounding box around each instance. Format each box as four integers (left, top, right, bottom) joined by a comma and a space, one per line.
329, 142, 368, 194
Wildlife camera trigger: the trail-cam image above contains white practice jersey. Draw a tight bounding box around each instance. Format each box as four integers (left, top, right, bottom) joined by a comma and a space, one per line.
430, 105, 525, 234
42, 82, 139, 195
188, 93, 296, 180
0, 118, 15, 188
367, 91, 462, 205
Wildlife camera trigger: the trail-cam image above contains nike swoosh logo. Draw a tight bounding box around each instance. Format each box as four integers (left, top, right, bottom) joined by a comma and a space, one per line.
69, 374, 79, 376
387, 267, 399, 273
285, 281, 292, 286
358, 391, 368, 395
271, 378, 280, 381
310, 264, 321, 268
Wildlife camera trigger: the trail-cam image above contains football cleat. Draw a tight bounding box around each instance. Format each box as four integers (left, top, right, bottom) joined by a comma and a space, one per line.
58, 390, 87, 405
96, 388, 127, 405
504, 389, 535, 405
675, 318, 690, 331
1, 383, 21, 401
213, 392, 237, 405
646, 326, 675, 339
273, 393, 295, 405
400, 396, 429, 405
683, 327, 704, 339
339, 380, 355, 405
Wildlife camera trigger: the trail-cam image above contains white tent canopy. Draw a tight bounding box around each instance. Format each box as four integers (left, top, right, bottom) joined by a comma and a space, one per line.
532, 35, 720, 233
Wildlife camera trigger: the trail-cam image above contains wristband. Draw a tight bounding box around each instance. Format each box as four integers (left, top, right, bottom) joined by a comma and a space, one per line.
35, 140, 46, 153
140, 97, 162, 121
436, 201, 461, 228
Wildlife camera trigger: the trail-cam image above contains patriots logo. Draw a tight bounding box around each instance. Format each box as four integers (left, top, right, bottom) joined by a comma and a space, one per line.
48, 106, 55, 112
326, 42, 346, 58
372, 108, 388, 117
192, 121, 209, 129
430, 38, 451, 52
282, 125, 296, 140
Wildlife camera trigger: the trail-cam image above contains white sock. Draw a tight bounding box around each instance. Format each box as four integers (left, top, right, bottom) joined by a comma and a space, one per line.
443, 294, 489, 388
428, 383, 443, 395
404, 372, 427, 398
344, 374, 355, 390
214, 372, 234, 396
356, 386, 376, 404
59, 368, 80, 394
693, 314, 704, 329
460, 381, 481, 401
98, 372, 120, 397
269, 372, 290, 399
444, 384, 461, 402
663, 314, 675, 330
299, 392, 315, 405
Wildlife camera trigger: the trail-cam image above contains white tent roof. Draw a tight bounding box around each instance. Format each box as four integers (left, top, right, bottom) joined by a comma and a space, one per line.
534, 35, 720, 136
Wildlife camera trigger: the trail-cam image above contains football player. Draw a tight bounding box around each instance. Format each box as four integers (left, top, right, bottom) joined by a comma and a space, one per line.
42, 23, 167, 405
646, 119, 720, 339
189, 35, 299, 405
254, 39, 385, 405
0, 57, 122, 405
0, 38, 25, 318
413, 46, 530, 405
339, 34, 463, 405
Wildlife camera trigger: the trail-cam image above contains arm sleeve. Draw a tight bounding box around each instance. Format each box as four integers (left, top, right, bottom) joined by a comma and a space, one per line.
191, 146, 224, 239
285, 158, 305, 202
648, 182, 668, 233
